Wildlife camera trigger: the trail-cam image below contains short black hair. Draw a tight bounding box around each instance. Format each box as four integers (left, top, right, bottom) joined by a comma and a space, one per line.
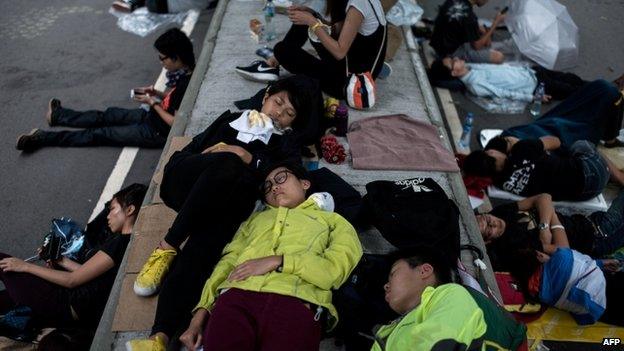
389, 247, 453, 285
262, 160, 310, 182
154, 28, 195, 69
485, 135, 508, 153
463, 150, 498, 178
260, 161, 310, 201
428, 59, 454, 83
265, 75, 321, 132
113, 183, 148, 216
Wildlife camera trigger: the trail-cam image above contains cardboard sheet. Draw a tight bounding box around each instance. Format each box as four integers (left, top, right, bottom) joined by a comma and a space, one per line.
132, 204, 177, 237
111, 274, 159, 332
528, 308, 624, 343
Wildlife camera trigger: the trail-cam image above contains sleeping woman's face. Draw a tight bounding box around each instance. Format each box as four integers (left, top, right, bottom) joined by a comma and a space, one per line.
261, 91, 297, 130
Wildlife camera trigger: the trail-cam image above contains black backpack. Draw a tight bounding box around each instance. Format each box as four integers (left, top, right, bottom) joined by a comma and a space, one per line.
360, 178, 460, 264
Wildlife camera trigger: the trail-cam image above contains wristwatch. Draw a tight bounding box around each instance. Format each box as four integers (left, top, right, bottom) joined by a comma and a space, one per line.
538, 223, 550, 231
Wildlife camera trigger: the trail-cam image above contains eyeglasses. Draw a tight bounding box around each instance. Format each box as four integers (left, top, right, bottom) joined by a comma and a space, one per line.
262, 170, 293, 194
158, 55, 169, 62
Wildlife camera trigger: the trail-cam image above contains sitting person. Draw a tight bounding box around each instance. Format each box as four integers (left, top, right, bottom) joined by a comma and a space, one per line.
429, 57, 602, 101
16, 28, 194, 152
463, 136, 624, 201
127, 77, 321, 350
506, 245, 624, 326
373, 248, 486, 350
236, 0, 387, 99
429, 0, 506, 64
477, 192, 624, 268
0, 184, 146, 330
483, 79, 624, 149
129, 162, 363, 351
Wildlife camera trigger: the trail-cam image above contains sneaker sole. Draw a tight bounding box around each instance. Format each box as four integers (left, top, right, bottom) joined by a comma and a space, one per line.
235, 69, 279, 82
46, 99, 56, 126
133, 281, 159, 297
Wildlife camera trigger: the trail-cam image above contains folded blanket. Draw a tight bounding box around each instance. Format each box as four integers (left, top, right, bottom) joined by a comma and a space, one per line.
347, 114, 459, 172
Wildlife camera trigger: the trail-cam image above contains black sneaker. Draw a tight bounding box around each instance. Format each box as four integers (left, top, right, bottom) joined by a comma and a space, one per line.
16, 129, 44, 152
46, 98, 61, 126
235, 61, 280, 82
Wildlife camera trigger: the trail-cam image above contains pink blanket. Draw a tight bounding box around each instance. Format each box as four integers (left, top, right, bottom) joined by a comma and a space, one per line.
347, 114, 460, 172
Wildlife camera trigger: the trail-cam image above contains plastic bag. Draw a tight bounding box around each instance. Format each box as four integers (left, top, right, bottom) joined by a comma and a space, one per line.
386, 0, 423, 27
109, 7, 191, 37
467, 94, 528, 114
39, 218, 85, 261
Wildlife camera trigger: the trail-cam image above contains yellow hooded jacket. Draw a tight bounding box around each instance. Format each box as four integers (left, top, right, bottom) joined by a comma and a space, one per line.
194, 194, 363, 329
372, 284, 487, 351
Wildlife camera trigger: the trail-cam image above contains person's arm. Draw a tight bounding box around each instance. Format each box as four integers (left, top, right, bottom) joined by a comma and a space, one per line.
517, 194, 567, 252
471, 12, 506, 50
179, 308, 209, 351
289, 7, 363, 61
280, 217, 362, 290
150, 102, 176, 127
0, 251, 114, 288
539, 136, 561, 151
54, 256, 83, 272
134, 85, 166, 99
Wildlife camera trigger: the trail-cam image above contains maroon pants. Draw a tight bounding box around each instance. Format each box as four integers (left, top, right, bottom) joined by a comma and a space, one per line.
202, 289, 322, 351
0, 253, 75, 326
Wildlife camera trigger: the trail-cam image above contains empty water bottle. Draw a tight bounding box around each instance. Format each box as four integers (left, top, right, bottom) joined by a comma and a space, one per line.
264, 0, 276, 42
458, 112, 474, 150
529, 82, 545, 118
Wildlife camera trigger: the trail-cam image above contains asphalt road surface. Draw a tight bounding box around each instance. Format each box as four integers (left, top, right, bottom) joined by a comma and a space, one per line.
0, 1, 211, 261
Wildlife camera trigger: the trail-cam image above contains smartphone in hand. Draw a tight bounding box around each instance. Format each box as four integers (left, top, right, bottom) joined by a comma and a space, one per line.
130, 89, 146, 99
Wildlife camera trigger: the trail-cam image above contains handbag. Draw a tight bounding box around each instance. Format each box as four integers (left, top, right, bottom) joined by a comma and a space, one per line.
344, 0, 386, 110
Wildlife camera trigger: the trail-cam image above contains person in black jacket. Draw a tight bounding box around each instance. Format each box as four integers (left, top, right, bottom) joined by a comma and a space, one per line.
127, 75, 322, 351
0, 184, 146, 335
16, 28, 194, 152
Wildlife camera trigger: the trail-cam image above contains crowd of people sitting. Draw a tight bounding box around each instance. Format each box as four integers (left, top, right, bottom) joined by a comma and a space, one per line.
4, 0, 624, 350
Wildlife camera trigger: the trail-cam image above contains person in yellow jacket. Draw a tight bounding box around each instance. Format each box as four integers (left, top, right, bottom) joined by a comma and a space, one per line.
177, 161, 363, 351
373, 249, 487, 351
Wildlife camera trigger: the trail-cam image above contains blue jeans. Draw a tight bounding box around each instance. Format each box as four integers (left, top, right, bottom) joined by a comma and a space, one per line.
38, 107, 166, 148
572, 140, 609, 200
591, 190, 624, 256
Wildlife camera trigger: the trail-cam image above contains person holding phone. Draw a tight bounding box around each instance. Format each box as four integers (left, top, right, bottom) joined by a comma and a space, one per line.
0, 184, 146, 332
430, 0, 506, 64
15, 28, 194, 152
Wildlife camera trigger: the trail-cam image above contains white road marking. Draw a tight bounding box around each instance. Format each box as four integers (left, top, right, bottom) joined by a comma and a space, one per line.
88, 9, 200, 221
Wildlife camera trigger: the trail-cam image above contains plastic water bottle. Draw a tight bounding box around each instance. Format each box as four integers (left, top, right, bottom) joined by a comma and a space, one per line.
529, 82, 545, 118
264, 0, 276, 42
458, 112, 474, 149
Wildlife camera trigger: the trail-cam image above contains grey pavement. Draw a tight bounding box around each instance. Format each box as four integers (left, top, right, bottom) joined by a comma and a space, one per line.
0, 1, 211, 261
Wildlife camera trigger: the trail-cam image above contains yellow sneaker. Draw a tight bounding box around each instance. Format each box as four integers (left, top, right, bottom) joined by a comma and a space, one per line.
125, 335, 166, 351
133, 248, 176, 296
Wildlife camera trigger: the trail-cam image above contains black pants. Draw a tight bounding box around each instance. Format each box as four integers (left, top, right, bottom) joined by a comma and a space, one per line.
274, 24, 347, 99
151, 152, 258, 337
532, 66, 589, 101
601, 271, 624, 326
0, 253, 75, 328
38, 107, 166, 148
